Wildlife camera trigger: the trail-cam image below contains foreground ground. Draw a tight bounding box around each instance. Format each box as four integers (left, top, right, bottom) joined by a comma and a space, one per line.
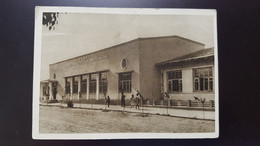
39, 106, 215, 133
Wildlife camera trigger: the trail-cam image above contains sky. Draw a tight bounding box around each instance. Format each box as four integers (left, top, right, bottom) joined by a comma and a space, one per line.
40, 11, 215, 81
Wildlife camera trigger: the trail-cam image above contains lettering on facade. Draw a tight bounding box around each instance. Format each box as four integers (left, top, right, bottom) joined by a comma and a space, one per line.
64, 55, 108, 68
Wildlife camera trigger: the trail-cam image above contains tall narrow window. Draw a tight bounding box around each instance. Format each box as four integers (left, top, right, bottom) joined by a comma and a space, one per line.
209, 78, 213, 91
89, 73, 97, 93
73, 76, 79, 93
194, 79, 199, 91
167, 70, 182, 92
99, 72, 107, 93
65, 78, 71, 94
81, 75, 88, 93
119, 72, 132, 92
193, 67, 213, 91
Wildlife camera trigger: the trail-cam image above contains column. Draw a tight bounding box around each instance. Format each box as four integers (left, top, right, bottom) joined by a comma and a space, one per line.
49, 82, 53, 100
70, 77, 73, 100
161, 68, 164, 92
40, 84, 43, 101
163, 71, 167, 92
96, 73, 100, 100
86, 75, 90, 100
187, 100, 191, 108
78, 76, 81, 99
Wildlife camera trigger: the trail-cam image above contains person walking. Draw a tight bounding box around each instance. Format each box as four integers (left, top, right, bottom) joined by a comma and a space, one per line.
135, 93, 140, 109
130, 94, 135, 109
121, 90, 126, 108
107, 96, 110, 108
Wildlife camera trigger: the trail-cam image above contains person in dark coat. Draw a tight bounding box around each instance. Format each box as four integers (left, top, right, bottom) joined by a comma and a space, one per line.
52, 87, 57, 100
121, 89, 126, 108
107, 96, 110, 108
135, 93, 140, 109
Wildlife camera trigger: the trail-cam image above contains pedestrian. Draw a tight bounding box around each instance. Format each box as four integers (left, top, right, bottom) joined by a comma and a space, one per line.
121, 89, 125, 107
107, 96, 110, 108
131, 94, 134, 100
122, 94, 126, 108
121, 89, 126, 108
135, 93, 140, 109
130, 94, 135, 109
52, 87, 57, 100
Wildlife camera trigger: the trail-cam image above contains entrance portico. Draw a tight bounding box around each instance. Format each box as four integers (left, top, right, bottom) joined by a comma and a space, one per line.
40, 79, 58, 101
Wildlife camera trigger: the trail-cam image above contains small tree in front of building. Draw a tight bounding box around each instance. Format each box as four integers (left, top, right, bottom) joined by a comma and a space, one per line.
194, 96, 206, 119
67, 100, 73, 108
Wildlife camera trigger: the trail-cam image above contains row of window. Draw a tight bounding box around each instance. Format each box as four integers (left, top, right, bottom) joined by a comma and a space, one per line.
167, 67, 214, 92
63, 67, 213, 95
65, 72, 132, 94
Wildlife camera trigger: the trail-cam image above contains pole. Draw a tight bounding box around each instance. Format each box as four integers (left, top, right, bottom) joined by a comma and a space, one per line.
79, 98, 81, 108
141, 100, 144, 116
166, 100, 168, 115
202, 103, 205, 119
105, 98, 108, 110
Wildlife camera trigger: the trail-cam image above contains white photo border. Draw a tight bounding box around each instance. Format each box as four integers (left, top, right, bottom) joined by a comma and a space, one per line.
32, 6, 218, 139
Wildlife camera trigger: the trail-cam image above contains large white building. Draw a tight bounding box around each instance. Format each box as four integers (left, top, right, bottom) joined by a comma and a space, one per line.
40, 36, 215, 102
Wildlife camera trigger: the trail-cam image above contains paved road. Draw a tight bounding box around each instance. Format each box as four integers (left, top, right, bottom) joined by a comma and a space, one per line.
41, 102, 215, 120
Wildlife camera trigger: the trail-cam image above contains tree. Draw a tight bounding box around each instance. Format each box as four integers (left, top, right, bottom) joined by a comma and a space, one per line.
194, 96, 206, 119
42, 12, 59, 31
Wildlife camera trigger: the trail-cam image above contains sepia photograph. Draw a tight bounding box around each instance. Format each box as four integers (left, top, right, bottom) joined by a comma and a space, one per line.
33, 7, 218, 139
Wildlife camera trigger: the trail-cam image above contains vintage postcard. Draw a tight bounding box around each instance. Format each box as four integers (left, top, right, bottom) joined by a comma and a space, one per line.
33, 7, 218, 139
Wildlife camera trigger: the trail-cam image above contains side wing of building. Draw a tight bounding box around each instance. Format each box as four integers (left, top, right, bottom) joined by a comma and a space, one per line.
139, 36, 205, 100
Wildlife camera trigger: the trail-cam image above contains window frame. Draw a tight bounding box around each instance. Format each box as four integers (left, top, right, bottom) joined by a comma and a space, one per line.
193, 67, 214, 92
99, 72, 107, 93
65, 78, 71, 94
118, 72, 132, 93
167, 70, 182, 93
72, 76, 79, 93
81, 75, 88, 93
89, 73, 97, 93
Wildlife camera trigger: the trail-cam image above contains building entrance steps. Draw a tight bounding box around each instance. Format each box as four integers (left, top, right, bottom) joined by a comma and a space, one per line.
40, 102, 215, 120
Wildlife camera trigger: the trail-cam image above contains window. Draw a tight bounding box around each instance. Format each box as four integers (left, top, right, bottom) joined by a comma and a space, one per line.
193, 67, 213, 91
89, 73, 97, 93
167, 70, 182, 92
81, 75, 88, 93
65, 78, 71, 94
99, 72, 107, 93
119, 72, 132, 92
73, 76, 79, 93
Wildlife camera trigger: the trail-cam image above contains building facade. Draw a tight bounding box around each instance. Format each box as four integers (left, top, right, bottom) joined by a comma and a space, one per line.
40, 36, 215, 102
156, 48, 215, 101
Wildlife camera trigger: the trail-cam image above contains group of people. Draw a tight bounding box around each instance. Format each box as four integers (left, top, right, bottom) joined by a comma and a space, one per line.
129, 94, 141, 109
104, 91, 142, 109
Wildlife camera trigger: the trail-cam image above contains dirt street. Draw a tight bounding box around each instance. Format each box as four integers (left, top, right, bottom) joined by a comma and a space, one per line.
39, 106, 215, 133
